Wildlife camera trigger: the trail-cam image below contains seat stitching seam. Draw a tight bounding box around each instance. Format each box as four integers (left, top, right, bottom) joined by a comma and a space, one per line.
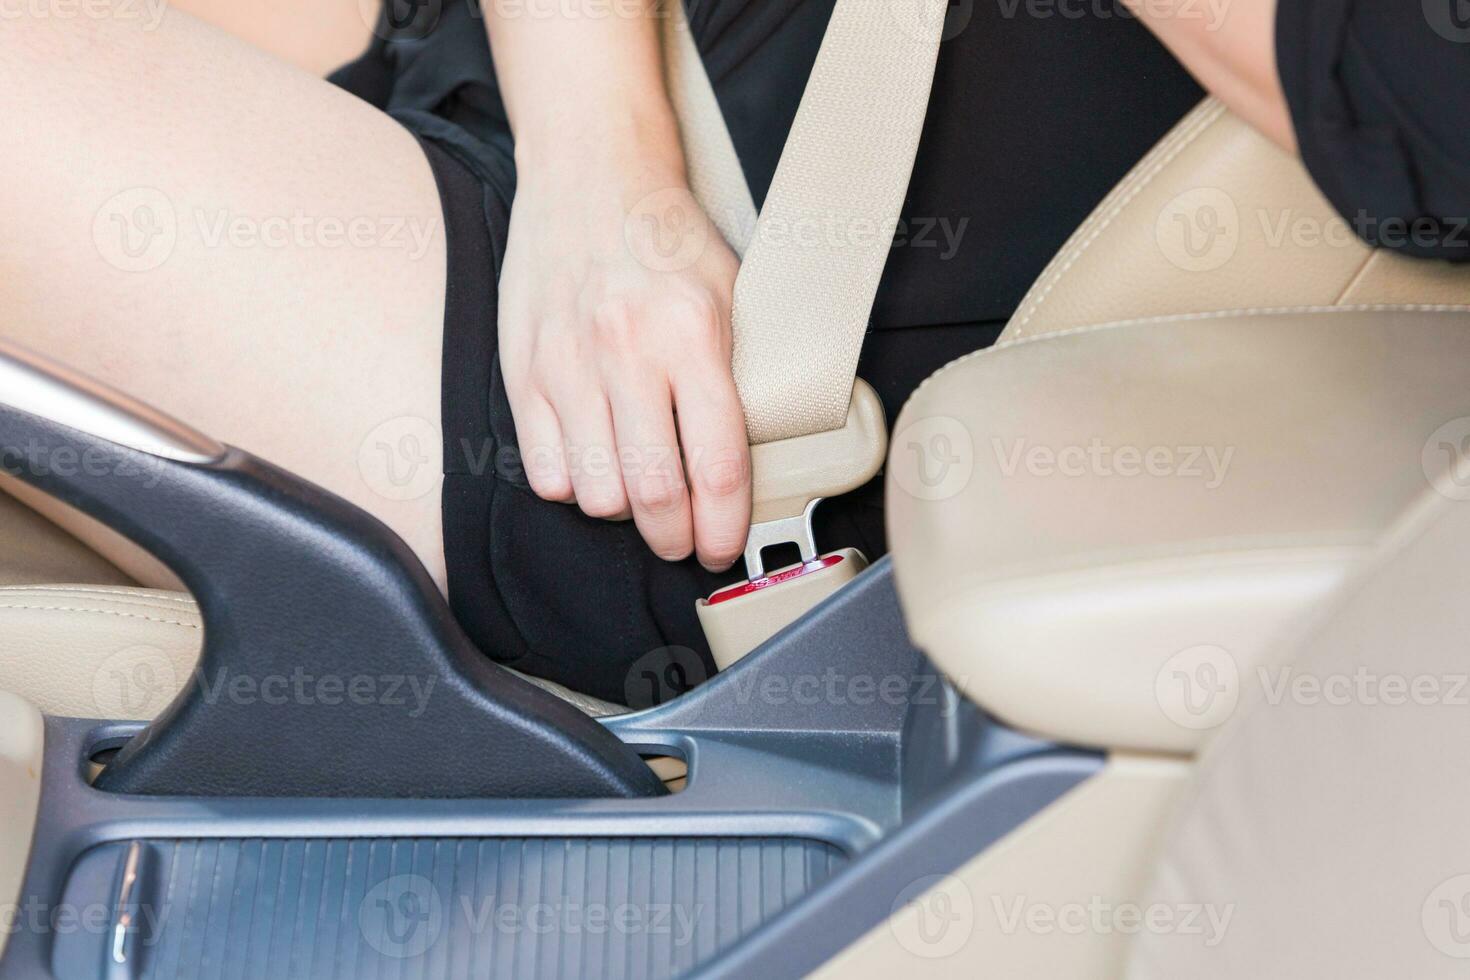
1330, 250, 1382, 306
1022, 304, 1470, 336
1011, 100, 1226, 337
0, 604, 201, 630
1010, 100, 1226, 329
0, 586, 197, 605
909, 304, 1470, 401
1010, 100, 1229, 338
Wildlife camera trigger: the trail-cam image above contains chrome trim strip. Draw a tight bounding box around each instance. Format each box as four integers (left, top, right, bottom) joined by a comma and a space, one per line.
110, 840, 143, 967
0, 339, 225, 464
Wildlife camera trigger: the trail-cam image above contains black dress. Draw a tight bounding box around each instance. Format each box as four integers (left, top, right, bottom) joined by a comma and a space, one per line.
1276, 0, 1470, 262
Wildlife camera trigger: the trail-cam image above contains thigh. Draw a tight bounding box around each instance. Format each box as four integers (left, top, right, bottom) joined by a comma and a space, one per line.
164, 0, 374, 76
0, 5, 449, 588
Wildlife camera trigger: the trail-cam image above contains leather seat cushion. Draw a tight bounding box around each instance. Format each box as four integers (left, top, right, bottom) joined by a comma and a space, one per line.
1127, 482, 1470, 977
0, 490, 130, 588
0, 582, 626, 720
887, 307, 1470, 754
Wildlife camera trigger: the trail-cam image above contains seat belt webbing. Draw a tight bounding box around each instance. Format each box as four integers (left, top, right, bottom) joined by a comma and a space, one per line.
660, 5, 757, 258
664, 0, 949, 445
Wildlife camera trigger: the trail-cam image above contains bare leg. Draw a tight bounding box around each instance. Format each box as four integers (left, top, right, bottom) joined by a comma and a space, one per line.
0, 6, 450, 589
164, 0, 374, 76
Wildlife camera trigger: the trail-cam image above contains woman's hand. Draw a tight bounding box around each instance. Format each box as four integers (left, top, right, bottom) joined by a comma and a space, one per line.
483, 2, 751, 571
497, 134, 751, 571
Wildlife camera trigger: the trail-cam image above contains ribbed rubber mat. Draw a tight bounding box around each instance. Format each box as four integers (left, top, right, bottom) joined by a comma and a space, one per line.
94, 837, 846, 979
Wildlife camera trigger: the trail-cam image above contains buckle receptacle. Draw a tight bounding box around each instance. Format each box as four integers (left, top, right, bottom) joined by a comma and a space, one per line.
696, 380, 888, 669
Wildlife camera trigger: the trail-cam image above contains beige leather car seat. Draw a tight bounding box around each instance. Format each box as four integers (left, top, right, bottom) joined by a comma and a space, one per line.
0, 488, 130, 589
1006, 98, 1470, 340
827, 457, 1470, 976
1127, 485, 1470, 977
813, 100, 1470, 976
0, 486, 207, 721
0, 478, 624, 719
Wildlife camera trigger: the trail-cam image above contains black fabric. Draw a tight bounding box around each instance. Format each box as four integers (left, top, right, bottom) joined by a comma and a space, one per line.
1276, 0, 1470, 261
331, 1, 1203, 701
418, 135, 998, 703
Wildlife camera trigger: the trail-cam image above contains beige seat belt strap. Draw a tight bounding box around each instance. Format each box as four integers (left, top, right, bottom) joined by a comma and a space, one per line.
727, 0, 949, 447
660, 3, 758, 258
661, 0, 947, 662
663, 1, 947, 445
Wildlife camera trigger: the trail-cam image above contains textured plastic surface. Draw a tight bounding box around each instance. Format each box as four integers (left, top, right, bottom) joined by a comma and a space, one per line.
1, 563, 1101, 980
0, 404, 663, 800
53, 836, 845, 980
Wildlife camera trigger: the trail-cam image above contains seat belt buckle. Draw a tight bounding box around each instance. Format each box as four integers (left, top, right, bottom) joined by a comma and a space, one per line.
698, 543, 869, 671
695, 380, 888, 670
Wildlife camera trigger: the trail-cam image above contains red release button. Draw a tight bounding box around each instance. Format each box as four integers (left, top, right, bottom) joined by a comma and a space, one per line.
705, 554, 847, 606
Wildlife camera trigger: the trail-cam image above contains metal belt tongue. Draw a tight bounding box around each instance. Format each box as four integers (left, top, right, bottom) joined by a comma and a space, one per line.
742, 378, 887, 578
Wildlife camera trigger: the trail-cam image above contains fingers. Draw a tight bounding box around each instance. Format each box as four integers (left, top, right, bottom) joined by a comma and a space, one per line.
606, 375, 695, 562
507, 388, 574, 502
503, 290, 747, 570
551, 374, 629, 520
672, 359, 752, 572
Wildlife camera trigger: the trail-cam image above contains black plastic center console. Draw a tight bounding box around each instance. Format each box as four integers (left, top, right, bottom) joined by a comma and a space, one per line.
0, 343, 1101, 978
6, 562, 1099, 980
